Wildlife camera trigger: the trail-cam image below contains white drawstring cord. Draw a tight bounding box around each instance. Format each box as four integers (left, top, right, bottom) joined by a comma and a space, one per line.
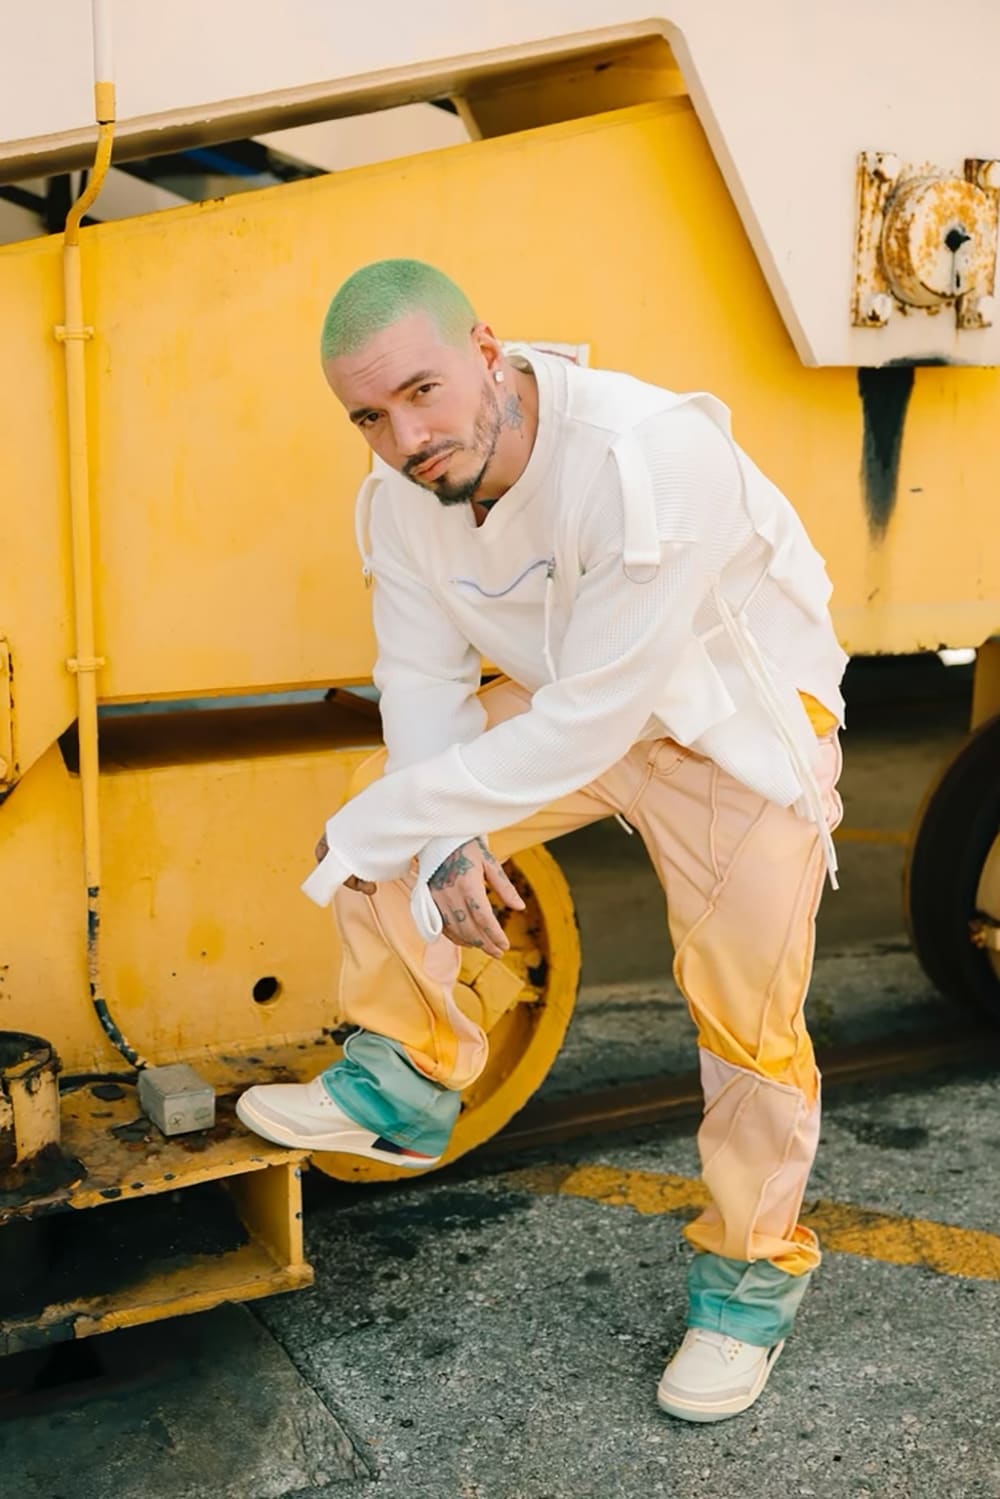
711, 582, 839, 890
541, 562, 558, 682
354, 472, 381, 587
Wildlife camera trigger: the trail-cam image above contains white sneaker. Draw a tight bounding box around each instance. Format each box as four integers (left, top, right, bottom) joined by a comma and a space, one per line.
656, 1328, 785, 1423
235, 1077, 441, 1168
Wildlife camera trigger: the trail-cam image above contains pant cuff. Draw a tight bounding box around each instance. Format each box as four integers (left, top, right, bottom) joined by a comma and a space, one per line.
687, 1251, 813, 1345
323, 1031, 461, 1154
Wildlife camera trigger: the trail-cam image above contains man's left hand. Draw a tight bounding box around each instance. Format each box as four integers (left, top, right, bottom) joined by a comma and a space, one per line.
428, 838, 525, 958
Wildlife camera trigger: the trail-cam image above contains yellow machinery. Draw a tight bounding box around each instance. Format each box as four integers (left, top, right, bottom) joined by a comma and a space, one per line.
1, 5, 1000, 1349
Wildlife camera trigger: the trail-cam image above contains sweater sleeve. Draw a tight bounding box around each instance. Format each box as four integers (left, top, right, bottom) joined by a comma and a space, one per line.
303, 407, 738, 904
368, 489, 486, 774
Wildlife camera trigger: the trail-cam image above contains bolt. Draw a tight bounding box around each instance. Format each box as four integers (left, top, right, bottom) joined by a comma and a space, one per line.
863, 292, 895, 326
967, 294, 995, 327
977, 160, 1000, 192
869, 152, 901, 184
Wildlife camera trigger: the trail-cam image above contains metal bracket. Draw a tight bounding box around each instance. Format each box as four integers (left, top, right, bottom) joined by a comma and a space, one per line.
852, 151, 1000, 329
0, 641, 15, 788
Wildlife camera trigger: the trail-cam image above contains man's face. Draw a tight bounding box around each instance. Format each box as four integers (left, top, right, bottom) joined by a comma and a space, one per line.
324, 312, 502, 506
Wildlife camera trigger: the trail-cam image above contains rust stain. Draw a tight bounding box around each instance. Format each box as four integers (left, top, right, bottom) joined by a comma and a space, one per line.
0, 1143, 85, 1212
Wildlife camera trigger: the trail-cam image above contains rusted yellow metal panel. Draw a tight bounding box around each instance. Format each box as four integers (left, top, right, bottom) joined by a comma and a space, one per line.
0, 1061, 312, 1353
0, 706, 379, 1073
3, 1243, 312, 1353
0, 743, 90, 1050
68, 1245, 313, 1342
227, 1156, 306, 1270
3, 102, 997, 772
1, 239, 76, 777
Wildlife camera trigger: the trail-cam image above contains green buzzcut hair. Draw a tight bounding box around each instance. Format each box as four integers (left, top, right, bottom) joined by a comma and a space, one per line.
320, 259, 478, 361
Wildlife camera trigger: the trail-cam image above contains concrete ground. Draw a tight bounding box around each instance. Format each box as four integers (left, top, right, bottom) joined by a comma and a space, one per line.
4, 654, 999, 1499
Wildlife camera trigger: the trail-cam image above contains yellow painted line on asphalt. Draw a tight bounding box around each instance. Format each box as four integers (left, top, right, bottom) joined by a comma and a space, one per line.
506, 1163, 1000, 1282
833, 827, 910, 846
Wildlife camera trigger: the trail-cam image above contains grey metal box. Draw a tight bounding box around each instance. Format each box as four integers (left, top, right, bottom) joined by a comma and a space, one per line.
138, 1063, 216, 1136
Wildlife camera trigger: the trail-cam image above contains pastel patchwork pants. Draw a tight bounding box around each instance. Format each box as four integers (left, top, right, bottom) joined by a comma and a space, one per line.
329, 678, 842, 1328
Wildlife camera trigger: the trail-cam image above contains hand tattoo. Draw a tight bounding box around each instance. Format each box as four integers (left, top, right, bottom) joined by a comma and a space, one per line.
428, 837, 496, 890
429, 846, 473, 890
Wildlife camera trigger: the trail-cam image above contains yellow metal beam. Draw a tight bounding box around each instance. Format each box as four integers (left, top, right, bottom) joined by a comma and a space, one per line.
458, 35, 684, 139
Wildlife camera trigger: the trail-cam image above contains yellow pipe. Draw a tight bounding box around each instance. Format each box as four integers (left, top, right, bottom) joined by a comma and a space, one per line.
57, 16, 147, 1069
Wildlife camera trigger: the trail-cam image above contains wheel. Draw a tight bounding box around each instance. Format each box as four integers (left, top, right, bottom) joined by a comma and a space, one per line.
312, 843, 581, 1182
904, 713, 1000, 1015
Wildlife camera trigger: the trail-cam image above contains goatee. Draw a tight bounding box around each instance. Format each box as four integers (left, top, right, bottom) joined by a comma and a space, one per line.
434, 382, 503, 507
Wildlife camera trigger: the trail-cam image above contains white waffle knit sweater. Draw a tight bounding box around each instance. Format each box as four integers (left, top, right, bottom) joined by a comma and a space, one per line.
303, 351, 848, 927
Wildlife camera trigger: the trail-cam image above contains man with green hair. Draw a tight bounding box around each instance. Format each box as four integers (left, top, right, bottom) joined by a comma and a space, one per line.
237, 257, 848, 1423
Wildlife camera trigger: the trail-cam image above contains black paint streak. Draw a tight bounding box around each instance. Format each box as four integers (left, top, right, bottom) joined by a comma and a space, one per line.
59, 1072, 137, 1093
86, 888, 100, 947
858, 357, 952, 538
858, 365, 915, 537
92, 1000, 144, 1070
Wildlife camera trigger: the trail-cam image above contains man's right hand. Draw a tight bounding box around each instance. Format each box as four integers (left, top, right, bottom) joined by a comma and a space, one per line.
428, 838, 526, 958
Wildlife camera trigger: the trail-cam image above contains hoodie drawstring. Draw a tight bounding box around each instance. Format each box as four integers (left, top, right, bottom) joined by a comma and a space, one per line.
711, 581, 839, 890
542, 561, 558, 683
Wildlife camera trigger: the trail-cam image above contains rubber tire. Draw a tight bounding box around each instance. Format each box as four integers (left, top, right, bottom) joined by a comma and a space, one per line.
905, 713, 1000, 1016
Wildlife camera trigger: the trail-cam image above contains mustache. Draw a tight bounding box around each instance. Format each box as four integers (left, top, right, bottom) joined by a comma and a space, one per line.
403, 442, 461, 480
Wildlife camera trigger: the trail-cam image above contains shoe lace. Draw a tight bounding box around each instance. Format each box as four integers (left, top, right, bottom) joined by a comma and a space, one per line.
692, 1330, 745, 1361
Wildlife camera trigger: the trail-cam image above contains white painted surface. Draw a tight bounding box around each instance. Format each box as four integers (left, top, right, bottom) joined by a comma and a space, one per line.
257, 105, 468, 173
2, 1, 998, 365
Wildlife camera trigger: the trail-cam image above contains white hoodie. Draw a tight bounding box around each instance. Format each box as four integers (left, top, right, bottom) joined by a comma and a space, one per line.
303, 351, 848, 932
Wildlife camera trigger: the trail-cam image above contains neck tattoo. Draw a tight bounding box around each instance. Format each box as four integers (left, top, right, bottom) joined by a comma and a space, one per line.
502, 392, 524, 432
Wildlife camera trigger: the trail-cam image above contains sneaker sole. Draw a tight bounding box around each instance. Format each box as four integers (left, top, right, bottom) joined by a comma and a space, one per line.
656, 1339, 785, 1423
234, 1094, 442, 1170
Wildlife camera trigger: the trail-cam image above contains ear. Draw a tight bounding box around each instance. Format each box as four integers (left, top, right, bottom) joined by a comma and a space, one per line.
471, 322, 504, 376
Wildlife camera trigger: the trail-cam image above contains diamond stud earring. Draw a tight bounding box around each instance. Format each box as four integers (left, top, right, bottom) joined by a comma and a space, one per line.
493, 369, 505, 383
